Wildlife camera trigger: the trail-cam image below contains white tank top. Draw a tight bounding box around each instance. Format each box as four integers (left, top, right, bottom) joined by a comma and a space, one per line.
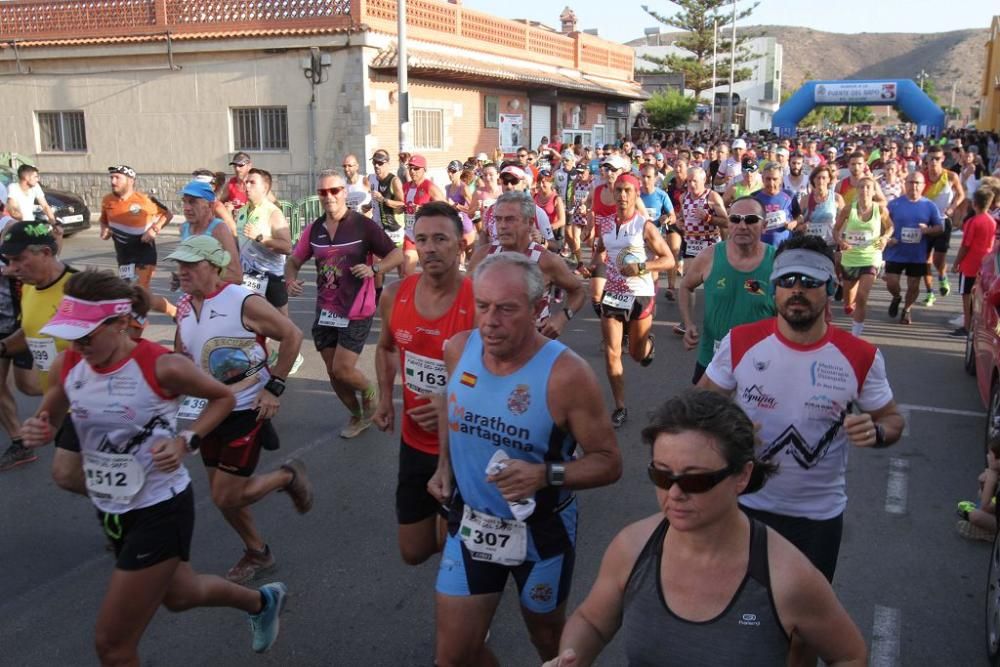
487, 241, 551, 326
345, 179, 371, 213
176, 283, 269, 411
237, 200, 286, 275
598, 211, 655, 296
926, 171, 953, 217
63, 339, 189, 514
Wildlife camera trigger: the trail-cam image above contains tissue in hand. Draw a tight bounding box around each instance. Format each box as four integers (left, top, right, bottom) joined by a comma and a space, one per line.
486, 450, 536, 521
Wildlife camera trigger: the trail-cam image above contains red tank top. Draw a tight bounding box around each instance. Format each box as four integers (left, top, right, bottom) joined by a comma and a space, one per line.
534, 192, 558, 222
593, 184, 617, 217
225, 178, 248, 210
389, 275, 476, 454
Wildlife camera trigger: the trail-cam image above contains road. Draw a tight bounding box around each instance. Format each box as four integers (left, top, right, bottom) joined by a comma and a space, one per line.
0, 226, 992, 666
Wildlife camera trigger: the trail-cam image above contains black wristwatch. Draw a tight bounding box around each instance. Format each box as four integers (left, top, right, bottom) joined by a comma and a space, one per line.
264, 376, 286, 397
546, 463, 566, 487
873, 423, 887, 448
563, 307, 575, 321
255, 233, 264, 243
180, 430, 202, 453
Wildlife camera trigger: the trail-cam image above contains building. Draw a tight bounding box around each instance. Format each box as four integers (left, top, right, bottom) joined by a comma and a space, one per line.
979, 15, 1000, 132
0, 1, 645, 208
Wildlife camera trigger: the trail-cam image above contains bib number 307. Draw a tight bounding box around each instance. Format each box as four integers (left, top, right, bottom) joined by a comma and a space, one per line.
459, 505, 527, 566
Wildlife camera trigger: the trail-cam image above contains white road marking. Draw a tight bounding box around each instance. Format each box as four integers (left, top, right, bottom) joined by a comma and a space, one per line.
900, 407, 910, 437
871, 605, 902, 667
885, 458, 910, 515
897, 403, 985, 418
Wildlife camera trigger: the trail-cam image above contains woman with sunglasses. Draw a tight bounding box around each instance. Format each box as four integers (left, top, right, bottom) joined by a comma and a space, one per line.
543, 390, 867, 667
21, 269, 288, 665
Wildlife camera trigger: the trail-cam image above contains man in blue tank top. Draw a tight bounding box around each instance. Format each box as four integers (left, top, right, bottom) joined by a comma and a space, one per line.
428, 253, 622, 666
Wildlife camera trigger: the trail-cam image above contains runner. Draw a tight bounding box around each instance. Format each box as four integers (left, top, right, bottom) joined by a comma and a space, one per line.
342, 154, 372, 215
220, 151, 252, 213
191, 168, 238, 236
21, 269, 288, 663
722, 158, 763, 206
534, 170, 566, 251
566, 163, 593, 273
428, 252, 622, 666
679, 196, 775, 385
178, 180, 242, 284
6, 163, 62, 247
833, 177, 893, 337
950, 188, 997, 337
401, 155, 447, 275
638, 164, 676, 292
470, 163, 502, 234
368, 149, 407, 294
481, 165, 554, 248
782, 151, 810, 199
286, 170, 404, 438
675, 167, 728, 335
373, 202, 476, 565
878, 159, 904, 202
801, 165, 845, 250
836, 151, 886, 209
921, 144, 966, 304
170, 235, 311, 583
885, 172, 944, 325
595, 174, 675, 427
234, 169, 292, 310
753, 163, 801, 248
662, 159, 688, 298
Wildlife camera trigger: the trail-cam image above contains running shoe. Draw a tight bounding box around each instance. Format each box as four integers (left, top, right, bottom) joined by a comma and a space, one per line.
250, 582, 288, 653
888, 296, 901, 318
280, 458, 314, 514
672, 323, 686, 336
956, 519, 994, 543
939, 276, 951, 296
640, 334, 655, 367
663, 288, 676, 302
900, 309, 912, 325
290, 353, 305, 376
0, 441, 37, 472
339, 415, 371, 439
949, 314, 965, 327
949, 327, 969, 338
957, 500, 977, 520
361, 386, 379, 422
227, 545, 276, 584
923, 292, 936, 307
611, 407, 628, 429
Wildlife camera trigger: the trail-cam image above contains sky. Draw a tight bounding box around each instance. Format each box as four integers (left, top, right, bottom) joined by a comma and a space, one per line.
459, 0, 997, 44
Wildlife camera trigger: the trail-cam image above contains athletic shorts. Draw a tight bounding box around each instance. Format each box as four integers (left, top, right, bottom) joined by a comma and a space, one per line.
245, 270, 288, 309
665, 223, 683, 236
100, 484, 194, 571
435, 532, 575, 614
111, 231, 157, 268
960, 274, 977, 295
741, 506, 843, 582
312, 315, 373, 356
397, 440, 447, 524
590, 262, 607, 279
201, 410, 277, 476
600, 292, 655, 323
884, 261, 928, 277
54, 415, 80, 451
404, 237, 416, 251
0, 330, 34, 370
840, 265, 878, 281
930, 218, 952, 254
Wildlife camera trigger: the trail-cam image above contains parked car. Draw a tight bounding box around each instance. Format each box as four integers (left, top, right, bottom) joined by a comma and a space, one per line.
0, 166, 91, 236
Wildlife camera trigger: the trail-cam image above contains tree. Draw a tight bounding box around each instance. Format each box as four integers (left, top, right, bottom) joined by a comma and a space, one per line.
644, 89, 698, 129
640, 0, 760, 100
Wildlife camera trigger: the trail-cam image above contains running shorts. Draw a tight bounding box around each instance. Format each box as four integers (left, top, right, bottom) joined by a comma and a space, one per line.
201, 410, 276, 476
741, 506, 843, 582
884, 261, 928, 277
930, 218, 952, 254
312, 314, 373, 356
100, 484, 194, 571
396, 440, 447, 524
600, 292, 655, 323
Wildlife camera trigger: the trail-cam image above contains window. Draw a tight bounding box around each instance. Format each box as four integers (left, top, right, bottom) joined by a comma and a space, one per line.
412, 108, 444, 150
37, 111, 87, 152
232, 107, 288, 151
484, 96, 499, 128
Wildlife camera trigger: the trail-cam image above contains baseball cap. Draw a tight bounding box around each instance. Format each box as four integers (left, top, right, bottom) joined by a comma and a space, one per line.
409, 154, 428, 169
499, 165, 528, 181
776, 147, 790, 157
732, 138, 747, 150
40, 295, 133, 341
693, 146, 706, 155
562, 150, 575, 160
181, 180, 216, 202
229, 151, 251, 166
0, 220, 57, 256
476, 152, 489, 161
108, 165, 136, 179
601, 154, 629, 171
654, 153, 664, 160
165, 235, 232, 271
741, 157, 759, 172
372, 149, 391, 164
447, 160, 463, 173
770, 248, 836, 285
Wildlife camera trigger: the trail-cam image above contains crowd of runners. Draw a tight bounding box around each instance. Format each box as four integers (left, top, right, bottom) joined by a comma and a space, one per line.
1, 124, 999, 665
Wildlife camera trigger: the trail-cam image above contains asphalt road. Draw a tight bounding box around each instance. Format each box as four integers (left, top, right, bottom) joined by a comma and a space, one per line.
0, 226, 993, 666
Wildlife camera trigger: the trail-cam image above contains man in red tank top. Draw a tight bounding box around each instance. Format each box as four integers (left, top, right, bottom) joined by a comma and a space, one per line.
373, 201, 476, 565
220, 151, 252, 213
401, 154, 447, 276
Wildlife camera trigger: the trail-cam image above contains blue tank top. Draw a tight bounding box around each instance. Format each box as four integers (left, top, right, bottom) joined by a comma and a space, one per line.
180, 218, 224, 240
446, 331, 578, 558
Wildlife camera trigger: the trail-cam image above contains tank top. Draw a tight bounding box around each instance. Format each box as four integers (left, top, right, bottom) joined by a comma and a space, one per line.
61, 339, 188, 514
180, 218, 224, 240
389, 275, 475, 454
175, 283, 269, 411
487, 242, 552, 327
682, 189, 721, 255
225, 178, 248, 211
803, 188, 837, 245
345, 179, 371, 214
840, 201, 883, 268
21, 267, 74, 390
403, 179, 434, 241
924, 170, 953, 218
698, 242, 775, 367
836, 177, 857, 208
592, 183, 617, 217
598, 211, 655, 297
782, 173, 809, 198
731, 181, 760, 199
447, 331, 577, 560
368, 173, 404, 236
534, 192, 558, 226
623, 518, 789, 666
571, 179, 591, 225
878, 177, 902, 202
237, 200, 285, 275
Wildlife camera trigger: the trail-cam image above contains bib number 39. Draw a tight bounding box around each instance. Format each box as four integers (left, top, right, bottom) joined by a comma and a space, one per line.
459, 505, 527, 566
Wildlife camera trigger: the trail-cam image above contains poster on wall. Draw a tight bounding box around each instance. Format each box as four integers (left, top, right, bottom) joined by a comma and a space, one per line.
499, 113, 523, 153
813, 82, 897, 105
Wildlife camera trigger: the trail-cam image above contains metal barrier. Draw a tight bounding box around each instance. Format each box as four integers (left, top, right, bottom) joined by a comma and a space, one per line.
288, 195, 323, 243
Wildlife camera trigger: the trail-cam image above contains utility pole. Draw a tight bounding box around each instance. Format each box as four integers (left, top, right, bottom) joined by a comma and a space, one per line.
916, 69, 928, 91
398, 0, 410, 153
726, 0, 736, 131
711, 17, 718, 127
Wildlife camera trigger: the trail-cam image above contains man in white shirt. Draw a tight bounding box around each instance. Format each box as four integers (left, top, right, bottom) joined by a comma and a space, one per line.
7, 165, 57, 226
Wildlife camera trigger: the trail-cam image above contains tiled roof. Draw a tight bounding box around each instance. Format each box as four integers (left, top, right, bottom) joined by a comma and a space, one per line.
1, 25, 362, 49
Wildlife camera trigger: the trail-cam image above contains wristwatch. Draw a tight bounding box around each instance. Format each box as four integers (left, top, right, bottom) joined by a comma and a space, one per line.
546, 463, 566, 487
264, 376, 286, 397
372, 263, 381, 275
255, 233, 264, 243
873, 423, 887, 448
563, 307, 575, 321
180, 430, 202, 453
637, 262, 647, 275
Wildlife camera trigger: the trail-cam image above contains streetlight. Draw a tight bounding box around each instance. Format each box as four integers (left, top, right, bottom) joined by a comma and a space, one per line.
726, 0, 736, 131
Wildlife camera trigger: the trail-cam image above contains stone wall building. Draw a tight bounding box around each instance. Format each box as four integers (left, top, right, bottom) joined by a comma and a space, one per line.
0, 0, 645, 209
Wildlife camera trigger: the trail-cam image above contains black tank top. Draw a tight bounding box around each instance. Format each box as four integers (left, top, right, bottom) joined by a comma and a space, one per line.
622, 517, 788, 666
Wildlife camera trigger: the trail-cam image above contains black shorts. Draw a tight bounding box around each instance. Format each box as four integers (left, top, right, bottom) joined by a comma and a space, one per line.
960, 274, 977, 295
884, 261, 928, 278
201, 410, 277, 476
741, 506, 843, 582
100, 484, 195, 571
397, 440, 447, 524
259, 271, 289, 308
312, 315, 373, 356
930, 218, 953, 254
111, 230, 158, 268
666, 223, 683, 236
600, 293, 655, 323
0, 330, 33, 370
54, 415, 80, 452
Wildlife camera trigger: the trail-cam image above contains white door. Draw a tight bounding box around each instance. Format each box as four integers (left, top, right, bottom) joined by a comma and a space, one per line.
530, 105, 552, 149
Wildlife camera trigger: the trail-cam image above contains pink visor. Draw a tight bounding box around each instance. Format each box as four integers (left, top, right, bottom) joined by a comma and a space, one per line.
40, 296, 132, 340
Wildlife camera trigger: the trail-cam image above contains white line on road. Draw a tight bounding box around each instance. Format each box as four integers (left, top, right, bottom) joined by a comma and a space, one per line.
885, 458, 910, 515
871, 605, 902, 667
900, 407, 910, 437
897, 403, 985, 418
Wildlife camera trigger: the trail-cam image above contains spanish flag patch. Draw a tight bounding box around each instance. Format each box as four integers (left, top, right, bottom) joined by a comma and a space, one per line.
459, 371, 477, 387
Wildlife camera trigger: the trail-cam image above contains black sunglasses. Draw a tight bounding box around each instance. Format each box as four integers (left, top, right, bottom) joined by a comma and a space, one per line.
372, 159, 388, 166
499, 176, 521, 185
647, 462, 737, 494
75, 319, 114, 346
317, 186, 345, 197
728, 214, 762, 225
775, 273, 826, 289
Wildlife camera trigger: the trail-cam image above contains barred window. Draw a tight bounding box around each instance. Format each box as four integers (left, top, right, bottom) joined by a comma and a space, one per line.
484, 96, 499, 128
37, 111, 87, 152
412, 108, 443, 151
232, 107, 288, 151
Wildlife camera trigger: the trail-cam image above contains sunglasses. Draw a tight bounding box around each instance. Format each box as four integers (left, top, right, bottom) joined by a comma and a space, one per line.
647, 462, 737, 494
728, 214, 762, 225
774, 273, 827, 289
499, 176, 521, 185
75, 320, 113, 347
372, 159, 388, 166
317, 186, 345, 197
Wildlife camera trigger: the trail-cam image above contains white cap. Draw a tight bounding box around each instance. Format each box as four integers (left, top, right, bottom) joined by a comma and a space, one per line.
776, 147, 790, 157
476, 152, 489, 161
601, 154, 629, 171
732, 138, 747, 150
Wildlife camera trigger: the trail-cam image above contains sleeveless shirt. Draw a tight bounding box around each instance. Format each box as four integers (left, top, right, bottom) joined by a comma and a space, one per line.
237, 199, 285, 275
403, 179, 434, 241
803, 188, 838, 245
840, 202, 883, 268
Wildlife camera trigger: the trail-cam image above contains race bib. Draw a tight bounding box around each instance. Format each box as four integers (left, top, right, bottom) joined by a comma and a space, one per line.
404, 351, 447, 395
27, 337, 57, 372
845, 230, 872, 248
686, 238, 708, 255
118, 263, 136, 282
387, 226, 405, 244
806, 222, 829, 239
574, 189, 588, 204
602, 292, 636, 311
765, 210, 787, 231
242, 272, 268, 295
405, 211, 417, 232
176, 396, 208, 421
900, 227, 922, 244
318, 309, 349, 328
459, 505, 527, 567
82, 451, 146, 503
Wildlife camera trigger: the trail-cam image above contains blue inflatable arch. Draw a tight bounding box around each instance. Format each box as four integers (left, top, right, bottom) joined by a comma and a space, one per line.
772, 79, 945, 137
